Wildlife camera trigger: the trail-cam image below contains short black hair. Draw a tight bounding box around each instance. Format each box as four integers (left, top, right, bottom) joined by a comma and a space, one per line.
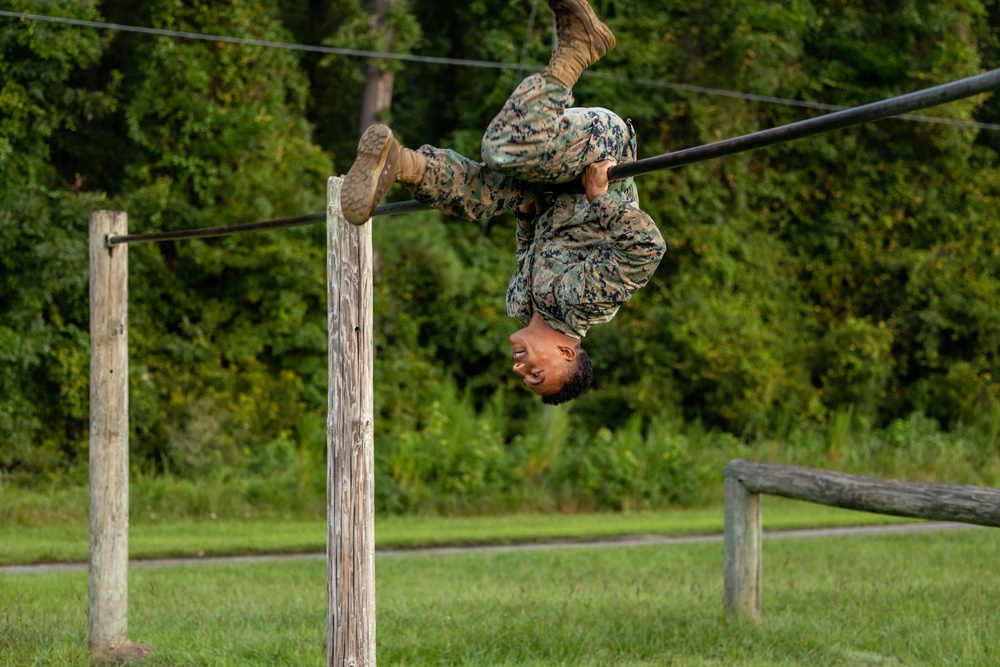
541, 348, 593, 405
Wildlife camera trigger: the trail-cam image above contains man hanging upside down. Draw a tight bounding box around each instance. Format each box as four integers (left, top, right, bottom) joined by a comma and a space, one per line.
341, 0, 665, 404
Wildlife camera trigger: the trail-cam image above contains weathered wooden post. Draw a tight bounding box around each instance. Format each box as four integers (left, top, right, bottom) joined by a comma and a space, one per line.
722, 458, 1000, 622
723, 463, 762, 621
88, 211, 149, 663
326, 177, 377, 666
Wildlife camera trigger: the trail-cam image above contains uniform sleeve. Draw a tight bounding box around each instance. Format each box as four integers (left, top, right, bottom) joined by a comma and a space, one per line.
514, 214, 536, 264
506, 213, 536, 328
588, 189, 666, 292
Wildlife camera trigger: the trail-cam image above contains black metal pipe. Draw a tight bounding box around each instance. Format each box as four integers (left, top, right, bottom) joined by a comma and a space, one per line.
106, 212, 323, 246
608, 67, 1000, 181
105, 200, 428, 245
107, 68, 1000, 246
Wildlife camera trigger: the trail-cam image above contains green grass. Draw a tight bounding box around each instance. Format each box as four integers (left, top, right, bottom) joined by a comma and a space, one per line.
2, 527, 998, 665
0, 498, 914, 566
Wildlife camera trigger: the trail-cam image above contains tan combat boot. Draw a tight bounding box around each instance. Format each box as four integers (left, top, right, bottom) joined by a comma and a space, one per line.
541, 0, 616, 89
342, 124, 428, 225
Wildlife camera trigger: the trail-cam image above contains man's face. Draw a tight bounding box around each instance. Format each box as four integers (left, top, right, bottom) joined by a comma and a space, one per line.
509, 330, 571, 397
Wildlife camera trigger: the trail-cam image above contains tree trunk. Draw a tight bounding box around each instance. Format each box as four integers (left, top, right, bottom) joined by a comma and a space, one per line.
359, 0, 396, 133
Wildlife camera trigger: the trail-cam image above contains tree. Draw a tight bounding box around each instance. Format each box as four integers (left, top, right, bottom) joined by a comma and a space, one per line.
0, 0, 113, 477
114, 0, 332, 474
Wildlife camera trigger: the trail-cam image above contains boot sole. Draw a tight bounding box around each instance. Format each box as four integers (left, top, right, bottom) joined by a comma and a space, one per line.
342, 124, 399, 225
555, 0, 616, 55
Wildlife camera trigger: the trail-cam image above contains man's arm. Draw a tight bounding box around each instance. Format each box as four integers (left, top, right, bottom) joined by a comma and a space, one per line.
514, 197, 538, 263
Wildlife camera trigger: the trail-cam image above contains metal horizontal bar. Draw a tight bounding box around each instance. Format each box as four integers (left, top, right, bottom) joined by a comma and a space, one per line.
105, 200, 429, 246
609, 67, 1000, 182
108, 68, 999, 246
106, 212, 323, 246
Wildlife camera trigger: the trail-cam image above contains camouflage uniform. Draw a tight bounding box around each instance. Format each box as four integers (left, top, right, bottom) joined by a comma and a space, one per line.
411, 74, 665, 339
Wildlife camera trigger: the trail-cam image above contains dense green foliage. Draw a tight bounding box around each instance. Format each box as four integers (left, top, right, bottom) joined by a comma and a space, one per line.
1, 0, 999, 511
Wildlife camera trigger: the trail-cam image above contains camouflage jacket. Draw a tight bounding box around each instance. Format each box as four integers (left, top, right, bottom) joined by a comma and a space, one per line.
413, 147, 665, 339
506, 188, 665, 339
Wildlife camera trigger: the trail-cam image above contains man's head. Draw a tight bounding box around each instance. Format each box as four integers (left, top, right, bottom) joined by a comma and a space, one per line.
540, 348, 592, 405
509, 313, 593, 403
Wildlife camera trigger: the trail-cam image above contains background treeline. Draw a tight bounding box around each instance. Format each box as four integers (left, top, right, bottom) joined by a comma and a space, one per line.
2, 0, 999, 517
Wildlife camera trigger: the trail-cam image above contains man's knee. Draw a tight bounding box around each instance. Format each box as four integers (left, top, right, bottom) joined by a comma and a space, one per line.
481, 136, 504, 170
481, 136, 533, 174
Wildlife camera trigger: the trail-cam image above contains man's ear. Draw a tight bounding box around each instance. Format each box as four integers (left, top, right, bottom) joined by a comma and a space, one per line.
558, 344, 578, 361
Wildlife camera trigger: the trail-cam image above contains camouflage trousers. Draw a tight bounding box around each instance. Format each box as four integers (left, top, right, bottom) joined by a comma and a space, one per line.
412, 74, 636, 220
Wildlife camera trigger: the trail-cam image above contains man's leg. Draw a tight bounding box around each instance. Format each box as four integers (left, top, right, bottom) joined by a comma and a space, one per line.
480, 76, 589, 183
341, 125, 428, 225
480, 0, 618, 183
541, 0, 615, 90
411, 147, 529, 221
342, 0, 616, 224
341, 124, 528, 225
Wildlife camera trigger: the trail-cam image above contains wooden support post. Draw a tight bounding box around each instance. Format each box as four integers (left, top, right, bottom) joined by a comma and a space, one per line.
326, 178, 377, 667
88, 212, 148, 663
723, 470, 761, 621
722, 458, 1000, 622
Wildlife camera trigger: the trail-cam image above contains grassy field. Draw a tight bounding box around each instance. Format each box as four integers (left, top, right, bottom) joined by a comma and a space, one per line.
0, 498, 915, 566
2, 525, 998, 666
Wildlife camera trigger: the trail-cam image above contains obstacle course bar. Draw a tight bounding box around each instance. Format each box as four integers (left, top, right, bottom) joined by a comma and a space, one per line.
107, 68, 1000, 246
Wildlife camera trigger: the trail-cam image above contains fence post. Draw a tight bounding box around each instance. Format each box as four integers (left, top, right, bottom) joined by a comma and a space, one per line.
723, 468, 762, 621
326, 178, 377, 666
88, 211, 148, 663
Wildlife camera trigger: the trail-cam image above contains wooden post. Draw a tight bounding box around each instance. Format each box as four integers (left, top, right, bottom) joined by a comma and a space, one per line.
723, 470, 761, 621
326, 178, 377, 667
88, 212, 149, 663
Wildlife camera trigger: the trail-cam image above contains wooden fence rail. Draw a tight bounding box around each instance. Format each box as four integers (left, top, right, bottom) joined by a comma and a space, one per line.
722, 459, 1000, 621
